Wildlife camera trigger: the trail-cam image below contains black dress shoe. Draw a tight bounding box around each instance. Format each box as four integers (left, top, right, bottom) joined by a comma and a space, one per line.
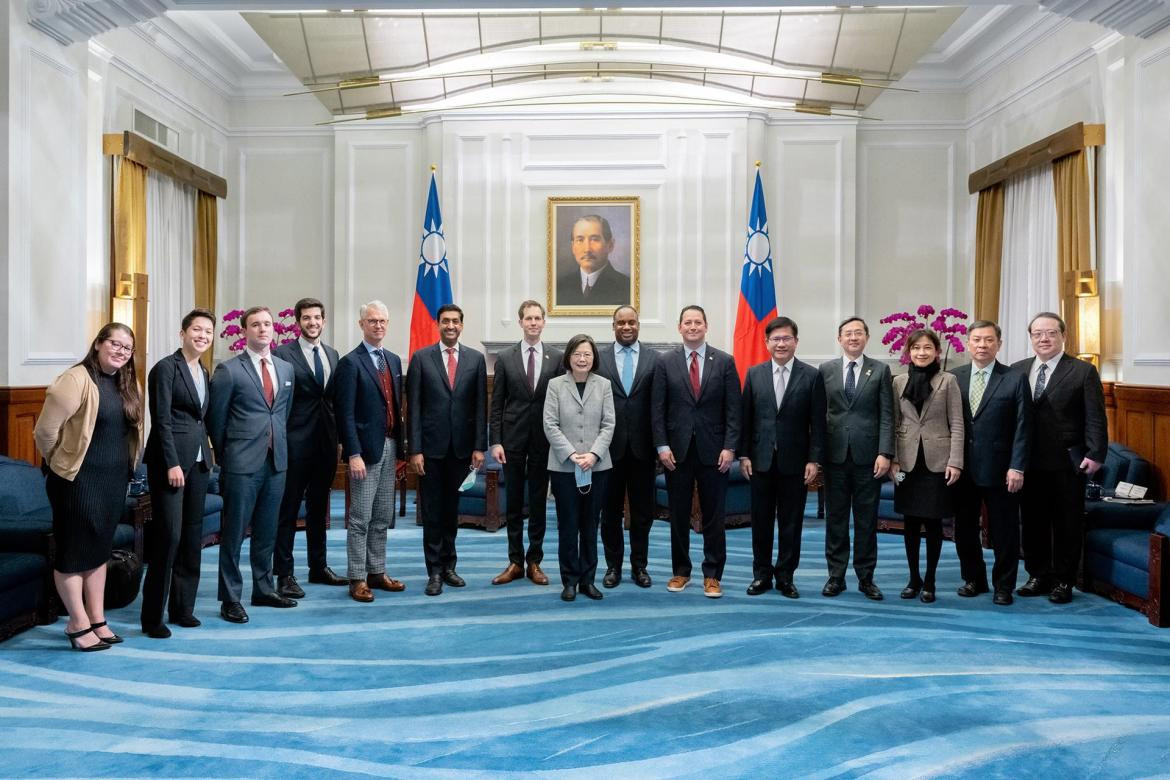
859, 580, 884, 601
143, 623, 171, 639
171, 614, 201, 628
993, 590, 1014, 606
822, 578, 846, 597
1017, 577, 1052, 597
251, 592, 298, 608
579, 582, 604, 600
220, 602, 249, 623
561, 584, 576, 601
277, 575, 305, 599
632, 568, 652, 588
308, 566, 348, 586
746, 578, 771, 596
920, 588, 936, 604
776, 581, 800, 599
425, 575, 443, 596
956, 581, 990, 598
441, 570, 466, 587
602, 567, 620, 588
900, 581, 923, 600
1048, 582, 1073, 604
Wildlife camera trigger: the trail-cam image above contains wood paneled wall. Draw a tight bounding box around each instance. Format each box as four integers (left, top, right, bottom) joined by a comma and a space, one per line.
1110, 383, 1170, 499
0, 387, 46, 465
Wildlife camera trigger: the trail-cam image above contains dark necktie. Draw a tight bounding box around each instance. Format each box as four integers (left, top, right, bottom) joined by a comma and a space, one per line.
261, 357, 275, 407
526, 346, 536, 393
373, 349, 385, 374
1034, 363, 1048, 401
844, 361, 857, 403
689, 351, 701, 399
313, 346, 325, 386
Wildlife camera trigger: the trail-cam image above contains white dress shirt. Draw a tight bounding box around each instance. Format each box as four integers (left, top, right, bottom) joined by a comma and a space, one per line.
841, 354, 864, 386
245, 347, 278, 397
299, 337, 331, 384
1029, 353, 1063, 395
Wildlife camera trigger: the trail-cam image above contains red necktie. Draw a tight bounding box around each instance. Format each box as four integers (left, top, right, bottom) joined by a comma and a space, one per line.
526, 347, 536, 392
689, 351, 700, 399
261, 357, 275, 407
446, 347, 457, 390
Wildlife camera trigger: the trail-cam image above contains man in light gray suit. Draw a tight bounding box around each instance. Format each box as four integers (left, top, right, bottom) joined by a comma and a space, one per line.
818, 316, 894, 601
207, 305, 296, 624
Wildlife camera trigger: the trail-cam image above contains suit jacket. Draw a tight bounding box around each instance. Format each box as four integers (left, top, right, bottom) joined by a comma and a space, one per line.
1010, 353, 1107, 471
543, 373, 616, 472
206, 351, 294, 474
406, 342, 487, 459
144, 349, 212, 471
738, 358, 826, 475
651, 345, 741, 465
818, 355, 894, 466
950, 361, 1031, 487
272, 340, 340, 459
891, 371, 965, 473
556, 263, 631, 306
334, 344, 404, 464
488, 342, 564, 453
596, 341, 659, 461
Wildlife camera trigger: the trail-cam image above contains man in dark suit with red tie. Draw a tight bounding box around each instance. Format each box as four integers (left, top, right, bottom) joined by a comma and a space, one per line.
1011, 312, 1107, 604
651, 304, 741, 599
272, 298, 344, 598
334, 300, 406, 603
407, 303, 487, 596
488, 300, 563, 587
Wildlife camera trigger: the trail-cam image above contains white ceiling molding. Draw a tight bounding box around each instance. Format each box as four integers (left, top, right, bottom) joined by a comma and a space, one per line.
28, 0, 174, 45
1041, 0, 1170, 37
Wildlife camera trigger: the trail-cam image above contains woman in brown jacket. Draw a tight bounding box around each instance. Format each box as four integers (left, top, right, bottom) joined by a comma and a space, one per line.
891, 329, 964, 603
34, 323, 143, 650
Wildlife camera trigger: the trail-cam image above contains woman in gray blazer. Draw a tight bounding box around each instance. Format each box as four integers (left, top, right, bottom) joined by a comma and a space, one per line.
543, 334, 616, 602
891, 329, 964, 603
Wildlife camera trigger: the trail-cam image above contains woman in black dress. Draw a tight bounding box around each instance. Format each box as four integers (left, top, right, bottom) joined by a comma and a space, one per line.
891, 329, 964, 603
34, 323, 143, 650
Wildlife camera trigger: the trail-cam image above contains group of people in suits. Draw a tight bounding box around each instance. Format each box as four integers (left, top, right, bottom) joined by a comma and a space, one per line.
35, 296, 1107, 648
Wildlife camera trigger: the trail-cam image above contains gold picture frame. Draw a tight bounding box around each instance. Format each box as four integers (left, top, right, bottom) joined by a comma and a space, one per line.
547, 196, 640, 317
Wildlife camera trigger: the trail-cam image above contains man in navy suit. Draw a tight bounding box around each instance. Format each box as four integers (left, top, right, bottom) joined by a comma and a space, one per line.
407, 303, 487, 596
272, 297, 344, 598
334, 300, 406, 604
207, 305, 296, 623
1011, 312, 1107, 604
597, 305, 659, 588
739, 316, 826, 599
651, 304, 741, 599
950, 320, 1032, 605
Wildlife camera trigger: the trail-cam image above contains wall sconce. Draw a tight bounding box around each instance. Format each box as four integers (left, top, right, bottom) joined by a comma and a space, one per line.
1076, 294, 1101, 368
1065, 268, 1098, 298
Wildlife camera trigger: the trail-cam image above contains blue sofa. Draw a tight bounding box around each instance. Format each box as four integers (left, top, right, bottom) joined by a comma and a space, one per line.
0, 456, 55, 639
655, 465, 752, 531
1083, 501, 1169, 626
410, 447, 508, 532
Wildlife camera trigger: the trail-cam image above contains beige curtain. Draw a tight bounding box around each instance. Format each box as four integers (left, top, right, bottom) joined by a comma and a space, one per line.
1053, 151, 1092, 351
112, 157, 148, 382
973, 183, 1005, 323
194, 191, 218, 372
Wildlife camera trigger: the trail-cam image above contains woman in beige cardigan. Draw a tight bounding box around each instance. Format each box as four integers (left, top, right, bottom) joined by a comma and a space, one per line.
34, 323, 143, 650
891, 329, 964, 603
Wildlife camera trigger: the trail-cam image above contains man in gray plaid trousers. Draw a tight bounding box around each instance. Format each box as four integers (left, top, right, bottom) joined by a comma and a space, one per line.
333, 300, 406, 603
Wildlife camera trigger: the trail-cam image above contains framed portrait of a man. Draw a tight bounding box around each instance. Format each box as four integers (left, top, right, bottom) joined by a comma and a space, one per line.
547, 196, 640, 316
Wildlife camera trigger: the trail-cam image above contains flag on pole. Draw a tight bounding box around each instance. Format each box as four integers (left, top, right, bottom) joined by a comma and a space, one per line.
408, 170, 454, 358
732, 167, 778, 385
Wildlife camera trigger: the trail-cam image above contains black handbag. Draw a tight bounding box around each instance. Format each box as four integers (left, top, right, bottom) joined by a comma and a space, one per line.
104, 548, 144, 609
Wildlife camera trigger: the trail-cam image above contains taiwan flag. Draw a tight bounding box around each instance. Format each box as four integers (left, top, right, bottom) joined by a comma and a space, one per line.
732, 168, 778, 384
408, 172, 454, 358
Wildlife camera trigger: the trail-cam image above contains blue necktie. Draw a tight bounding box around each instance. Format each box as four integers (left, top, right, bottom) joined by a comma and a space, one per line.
844, 361, 857, 403
313, 346, 325, 386
621, 346, 634, 394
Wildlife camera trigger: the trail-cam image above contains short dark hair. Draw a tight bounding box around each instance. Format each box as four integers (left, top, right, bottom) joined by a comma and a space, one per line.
838, 316, 868, 336
294, 297, 325, 320
678, 304, 707, 325
517, 300, 545, 319
902, 328, 941, 361
572, 215, 613, 243
1028, 311, 1066, 334
968, 319, 1002, 340
765, 316, 799, 339
437, 303, 464, 322
612, 305, 638, 321
562, 334, 599, 372
242, 306, 272, 329
181, 307, 216, 331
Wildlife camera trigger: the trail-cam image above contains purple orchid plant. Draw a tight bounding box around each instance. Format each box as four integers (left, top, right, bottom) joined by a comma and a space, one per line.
219, 307, 301, 352
879, 304, 969, 369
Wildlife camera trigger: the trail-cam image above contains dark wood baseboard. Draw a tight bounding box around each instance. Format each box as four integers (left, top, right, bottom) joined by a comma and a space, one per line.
0, 386, 47, 464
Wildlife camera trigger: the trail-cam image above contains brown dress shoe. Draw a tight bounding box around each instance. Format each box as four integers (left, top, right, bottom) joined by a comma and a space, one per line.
349, 580, 374, 603
703, 578, 723, 598
526, 563, 550, 585
492, 563, 524, 585
666, 575, 691, 592
367, 573, 405, 592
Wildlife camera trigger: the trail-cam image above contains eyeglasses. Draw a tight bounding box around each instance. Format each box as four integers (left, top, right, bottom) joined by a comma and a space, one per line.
571, 352, 594, 360
105, 339, 134, 355
840, 330, 866, 338
1029, 330, 1062, 340
767, 336, 795, 345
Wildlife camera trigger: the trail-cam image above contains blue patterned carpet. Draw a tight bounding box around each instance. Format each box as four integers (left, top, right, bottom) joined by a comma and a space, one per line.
3, 494, 1170, 778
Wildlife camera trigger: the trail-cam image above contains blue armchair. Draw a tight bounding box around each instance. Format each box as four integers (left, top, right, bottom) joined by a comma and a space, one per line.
1083, 501, 1169, 627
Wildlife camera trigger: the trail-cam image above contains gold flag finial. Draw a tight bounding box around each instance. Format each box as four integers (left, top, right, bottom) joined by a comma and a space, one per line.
754, 160, 761, 168
430, 164, 437, 172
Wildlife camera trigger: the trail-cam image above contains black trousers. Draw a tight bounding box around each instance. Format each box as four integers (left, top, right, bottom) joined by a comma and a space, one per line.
274, 452, 337, 577
551, 470, 610, 587
419, 455, 465, 575
749, 465, 807, 583
954, 476, 1020, 594
823, 457, 881, 582
1020, 466, 1085, 584
141, 462, 209, 626
502, 449, 549, 566
665, 439, 728, 580
600, 451, 656, 571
